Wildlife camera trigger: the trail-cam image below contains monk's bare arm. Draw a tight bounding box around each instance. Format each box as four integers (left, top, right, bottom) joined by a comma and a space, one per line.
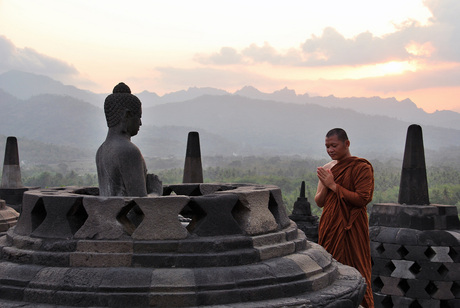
335, 164, 374, 208
315, 180, 327, 208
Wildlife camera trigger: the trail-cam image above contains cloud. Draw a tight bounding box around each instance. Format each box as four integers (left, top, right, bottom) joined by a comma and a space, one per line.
155, 66, 282, 91
195, 0, 460, 67
195, 47, 244, 65
0, 35, 78, 76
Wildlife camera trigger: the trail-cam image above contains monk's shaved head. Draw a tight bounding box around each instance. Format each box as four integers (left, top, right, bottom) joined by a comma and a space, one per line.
326, 128, 348, 142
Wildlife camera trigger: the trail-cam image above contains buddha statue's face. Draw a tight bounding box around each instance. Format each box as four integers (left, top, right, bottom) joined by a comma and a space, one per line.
126, 110, 142, 136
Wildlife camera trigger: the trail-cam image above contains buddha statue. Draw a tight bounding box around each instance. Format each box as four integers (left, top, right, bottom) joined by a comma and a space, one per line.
96, 82, 162, 196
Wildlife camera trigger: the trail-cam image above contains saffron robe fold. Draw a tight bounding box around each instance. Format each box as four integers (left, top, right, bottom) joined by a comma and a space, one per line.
318, 156, 374, 308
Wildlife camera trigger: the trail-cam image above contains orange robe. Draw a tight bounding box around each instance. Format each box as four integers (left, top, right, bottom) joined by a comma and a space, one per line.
318, 156, 374, 308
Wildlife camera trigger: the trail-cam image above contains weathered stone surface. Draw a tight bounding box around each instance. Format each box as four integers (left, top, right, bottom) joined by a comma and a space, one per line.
0, 184, 366, 307
182, 131, 203, 184
220, 187, 278, 235
398, 124, 429, 205
268, 187, 291, 229
132, 196, 189, 240
31, 195, 84, 239
74, 197, 127, 239
187, 194, 242, 236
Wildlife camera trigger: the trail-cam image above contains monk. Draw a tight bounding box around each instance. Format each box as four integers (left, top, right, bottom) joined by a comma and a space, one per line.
315, 128, 374, 308
96, 82, 162, 197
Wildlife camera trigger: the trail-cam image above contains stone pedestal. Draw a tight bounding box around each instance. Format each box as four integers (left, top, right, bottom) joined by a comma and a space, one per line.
0, 184, 366, 307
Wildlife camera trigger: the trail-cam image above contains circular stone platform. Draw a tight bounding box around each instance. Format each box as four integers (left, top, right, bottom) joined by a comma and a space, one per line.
0, 184, 366, 307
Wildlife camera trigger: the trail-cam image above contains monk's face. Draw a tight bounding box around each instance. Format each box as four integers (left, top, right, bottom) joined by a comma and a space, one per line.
325, 134, 350, 161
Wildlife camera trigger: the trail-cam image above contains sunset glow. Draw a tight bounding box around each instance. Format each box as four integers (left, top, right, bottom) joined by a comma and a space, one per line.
1, 0, 460, 112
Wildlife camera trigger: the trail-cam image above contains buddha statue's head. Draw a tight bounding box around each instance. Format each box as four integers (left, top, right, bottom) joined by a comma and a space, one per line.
104, 82, 142, 135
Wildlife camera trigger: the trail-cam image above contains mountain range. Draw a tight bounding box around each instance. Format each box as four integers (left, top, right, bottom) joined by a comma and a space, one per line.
0, 70, 459, 166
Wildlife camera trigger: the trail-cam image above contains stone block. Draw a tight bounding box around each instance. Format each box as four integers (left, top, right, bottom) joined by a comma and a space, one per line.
70, 252, 132, 267
394, 228, 420, 245
418, 230, 460, 246
32, 250, 69, 267
263, 257, 306, 283
430, 281, 454, 299
256, 241, 295, 260
268, 188, 291, 229
380, 276, 405, 296
133, 240, 179, 253
13, 193, 41, 236
404, 245, 432, 262
251, 230, 285, 247
371, 257, 396, 276
0, 262, 43, 288
196, 289, 242, 306
132, 196, 189, 240
221, 188, 278, 235
31, 195, 84, 239
74, 197, 127, 240
76, 240, 133, 253
443, 262, 460, 280
194, 267, 235, 290
300, 243, 333, 269
390, 260, 417, 279
187, 194, 242, 236
415, 261, 445, 280
284, 253, 322, 278
150, 268, 195, 292
99, 267, 152, 292
404, 279, 430, 299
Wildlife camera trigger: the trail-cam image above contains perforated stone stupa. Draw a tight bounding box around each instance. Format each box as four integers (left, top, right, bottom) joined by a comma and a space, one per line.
0, 183, 366, 307
369, 124, 460, 308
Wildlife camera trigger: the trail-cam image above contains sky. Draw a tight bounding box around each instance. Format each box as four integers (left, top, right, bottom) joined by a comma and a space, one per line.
0, 0, 459, 113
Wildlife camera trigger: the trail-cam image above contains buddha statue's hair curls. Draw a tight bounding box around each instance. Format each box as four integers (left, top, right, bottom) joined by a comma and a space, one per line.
104, 82, 142, 127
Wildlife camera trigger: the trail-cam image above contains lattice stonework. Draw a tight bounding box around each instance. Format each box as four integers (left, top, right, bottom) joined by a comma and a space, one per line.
369, 203, 460, 308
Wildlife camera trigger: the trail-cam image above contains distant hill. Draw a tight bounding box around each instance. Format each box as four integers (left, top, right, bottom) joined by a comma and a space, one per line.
0, 70, 459, 164
144, 95, 459, 159
1, 70, 459, 131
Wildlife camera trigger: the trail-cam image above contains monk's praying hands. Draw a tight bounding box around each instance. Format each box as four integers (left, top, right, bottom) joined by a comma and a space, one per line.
317, 167, 337, 192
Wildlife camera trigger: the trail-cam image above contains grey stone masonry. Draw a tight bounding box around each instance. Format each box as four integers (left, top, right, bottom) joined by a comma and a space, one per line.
370, 125, 460, 308
0, 184, 366, 307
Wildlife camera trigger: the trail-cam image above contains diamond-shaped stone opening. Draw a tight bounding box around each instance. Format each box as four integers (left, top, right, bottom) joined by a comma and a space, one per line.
66, 198, 88, 234
398, 279, 410, 295
398, 245, 409, 258
376, 243, 385, 255
425, 281, 438, 296
448, 247, 458, 262
450, 282, 460, 297
425, 246, 436, 260
381, 295, 393, 308
268, 192, 283, 223
372, 276, 384, 292
185, 199, 207, 232
116, 201, 144, 235
31, 198, 46, 231
385, 260, 396, 274
409, 261, 421, 275
409, 300, 423, 308
437, 264, 449, 278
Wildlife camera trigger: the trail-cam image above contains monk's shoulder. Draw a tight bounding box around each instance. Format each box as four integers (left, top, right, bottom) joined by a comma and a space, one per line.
323, 160, 337, 170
